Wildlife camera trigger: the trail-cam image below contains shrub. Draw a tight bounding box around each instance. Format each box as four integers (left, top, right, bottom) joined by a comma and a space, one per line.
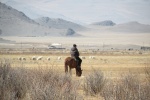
101, 73, 150, 100
0, 61, 82, 100
83, 69, 106, 96
0, 61, 29, 100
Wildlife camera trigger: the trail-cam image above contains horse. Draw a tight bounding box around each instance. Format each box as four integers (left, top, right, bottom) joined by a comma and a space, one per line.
64, 57, 82, 77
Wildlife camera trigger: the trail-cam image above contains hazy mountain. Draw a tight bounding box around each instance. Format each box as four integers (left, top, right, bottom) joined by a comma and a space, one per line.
91, 20, 116, 26
1, 0, 150, 25
109, 21, 150, 33
0, 38, 15, 43
35, 17, 85, 31
61, 28, 81, 36
0, 2, 72, 36
87, 21, 150, 33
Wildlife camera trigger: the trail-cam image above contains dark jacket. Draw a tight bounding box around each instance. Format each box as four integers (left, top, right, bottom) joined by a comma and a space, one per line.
70, 47, 79, 57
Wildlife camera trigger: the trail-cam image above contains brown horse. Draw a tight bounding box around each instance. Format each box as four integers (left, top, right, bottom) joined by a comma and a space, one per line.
64, 57, 82, 77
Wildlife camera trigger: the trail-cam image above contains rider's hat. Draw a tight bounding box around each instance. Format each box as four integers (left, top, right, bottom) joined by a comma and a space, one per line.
73, 44, 77, 47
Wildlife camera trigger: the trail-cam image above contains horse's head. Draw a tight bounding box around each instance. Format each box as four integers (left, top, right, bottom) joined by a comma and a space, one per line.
76, 68, 82, 77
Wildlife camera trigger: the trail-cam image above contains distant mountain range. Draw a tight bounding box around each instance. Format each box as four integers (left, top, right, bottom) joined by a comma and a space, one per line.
109, 21, 150, 33
91, 20, 116, 26
0, 2, 150, 37
89, 21, 150, 33
0, 2, 82, 36
0, 37, 15, 43
35, 17, 85, 31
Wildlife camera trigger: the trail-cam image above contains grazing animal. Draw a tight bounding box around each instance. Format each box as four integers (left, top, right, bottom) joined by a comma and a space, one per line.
22, 57, 26, 60
37, 56, 43, 60
32, 56, 36, 60
57, 56, 61, 60
18, 57, 26, 60
89, 56, 95, 59
64, 57, 82, 77
18, 57, 22, 60
47, 57, 51, 61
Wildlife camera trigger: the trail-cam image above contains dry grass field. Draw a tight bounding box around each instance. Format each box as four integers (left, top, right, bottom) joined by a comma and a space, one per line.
0, 49, 150, 100
1, 50, 150, 75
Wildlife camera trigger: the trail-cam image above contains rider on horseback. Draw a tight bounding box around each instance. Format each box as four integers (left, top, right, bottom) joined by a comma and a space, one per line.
70, 44, 82, 69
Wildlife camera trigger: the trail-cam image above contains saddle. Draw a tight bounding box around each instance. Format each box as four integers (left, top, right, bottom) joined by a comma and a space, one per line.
71, 57, 80, 69
71, 57, 77, 61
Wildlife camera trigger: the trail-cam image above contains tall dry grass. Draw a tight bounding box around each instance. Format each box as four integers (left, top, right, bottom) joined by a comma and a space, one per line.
1, 60, 150, 100
0, 61, 30, 100
83, 69, 106, 96
145, 65, 150, 83
101, 72, 150, 100
83, 67, 150, 100
0, 61, 82, 100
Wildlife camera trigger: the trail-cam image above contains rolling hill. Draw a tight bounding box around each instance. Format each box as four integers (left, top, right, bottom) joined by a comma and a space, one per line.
109, 21, 150, 33
88, 21, 150, 33
35, 17, 85, 31
91, 20, 116, 26
0, 2, 76, 36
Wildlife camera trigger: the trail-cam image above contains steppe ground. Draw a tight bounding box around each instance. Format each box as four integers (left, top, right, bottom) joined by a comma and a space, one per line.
0, 50, 150, 77
0, 34, 150, 99
0, 33, 150, 79
0, 48, 150, 99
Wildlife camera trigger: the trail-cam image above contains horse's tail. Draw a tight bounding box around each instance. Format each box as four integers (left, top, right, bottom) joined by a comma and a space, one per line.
64, 59, 68, 73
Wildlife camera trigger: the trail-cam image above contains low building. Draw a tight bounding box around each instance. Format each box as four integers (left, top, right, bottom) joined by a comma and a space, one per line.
48, 43, 65, 49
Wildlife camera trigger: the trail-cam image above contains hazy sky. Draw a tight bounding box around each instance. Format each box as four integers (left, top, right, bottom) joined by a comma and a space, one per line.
1, 0, 150, 24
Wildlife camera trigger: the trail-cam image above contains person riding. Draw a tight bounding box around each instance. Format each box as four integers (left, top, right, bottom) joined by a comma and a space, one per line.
70, 44, 82, 69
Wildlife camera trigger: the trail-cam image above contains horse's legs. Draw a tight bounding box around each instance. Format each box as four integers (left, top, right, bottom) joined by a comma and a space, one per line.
75, 68, 77, 76
76, 68, 79, 76
65, 64, 68, 73
76, 67, 81, 76
69, 67, 72, 75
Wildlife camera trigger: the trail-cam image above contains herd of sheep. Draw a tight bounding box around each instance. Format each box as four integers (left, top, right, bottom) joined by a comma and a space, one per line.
17, 56, 96, 61
17, 56, 60, 61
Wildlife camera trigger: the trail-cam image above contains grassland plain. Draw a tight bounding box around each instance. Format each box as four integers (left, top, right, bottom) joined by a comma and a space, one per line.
0, 50, 150, 100
0, 50, 150, 78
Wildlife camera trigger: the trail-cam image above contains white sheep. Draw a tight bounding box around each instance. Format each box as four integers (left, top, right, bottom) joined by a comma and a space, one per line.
89, 56, 96, 59
22, 57, 26, 60
18, 57, 26, 60
47, 57, 51, 61
32, 56, 36, 60
37, 56, 43, 60
57, 56, 61, 60
18, 57, 22, 60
